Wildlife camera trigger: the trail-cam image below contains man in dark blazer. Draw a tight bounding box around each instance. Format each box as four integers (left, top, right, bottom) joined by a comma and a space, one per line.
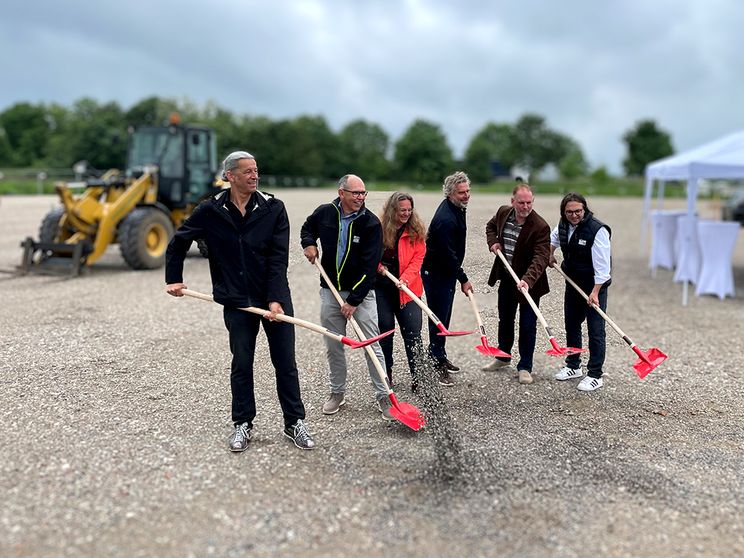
483, 182, 550, 385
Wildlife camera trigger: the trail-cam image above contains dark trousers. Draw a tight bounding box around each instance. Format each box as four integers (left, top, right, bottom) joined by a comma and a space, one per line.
375, 284, 424, 381
422, 270, 456, 363
223, 304, 305, 428
497, 281, 540, 372
564, 284, 608, 378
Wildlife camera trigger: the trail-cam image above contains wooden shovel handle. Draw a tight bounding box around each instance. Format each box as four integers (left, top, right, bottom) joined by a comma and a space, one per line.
466, 290, 486, 331
181, 288, 344, 342
549, 263, 626, 339
314, 260, 391, 393
495, 250, 550, 329
383, 269, 441, 325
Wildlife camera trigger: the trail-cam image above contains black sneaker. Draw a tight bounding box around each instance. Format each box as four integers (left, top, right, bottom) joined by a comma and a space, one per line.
229, 422, 251, 452
443, 358, 460, 372
438, 368, 455, 387
283, 419, 316, 450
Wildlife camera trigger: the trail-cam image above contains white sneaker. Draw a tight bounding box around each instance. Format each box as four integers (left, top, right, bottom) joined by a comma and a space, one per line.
555, 366, 583, 381
577, 376, 603, 392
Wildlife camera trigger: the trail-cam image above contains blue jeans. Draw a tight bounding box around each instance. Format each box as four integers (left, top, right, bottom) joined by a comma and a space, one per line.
422, 270, 456, 363
564, 284, 608, 378
375, 284, 424, 381
496, 281, 539, 372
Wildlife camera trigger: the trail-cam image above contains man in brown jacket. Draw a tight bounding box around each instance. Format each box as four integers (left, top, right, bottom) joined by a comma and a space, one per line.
483, 182, 550, 384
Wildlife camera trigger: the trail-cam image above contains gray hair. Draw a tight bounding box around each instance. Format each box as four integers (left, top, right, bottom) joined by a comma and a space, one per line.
222, 151, 255, 178
443, 171, 470, 197
337, 174, 358, 189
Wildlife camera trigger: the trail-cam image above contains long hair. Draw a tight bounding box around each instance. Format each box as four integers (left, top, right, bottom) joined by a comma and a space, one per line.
559, 192, 590, 223
379, 192, 426, 249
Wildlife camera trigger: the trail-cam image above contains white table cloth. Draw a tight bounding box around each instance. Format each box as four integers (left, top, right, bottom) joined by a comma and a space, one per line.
649, 210, 686, 272
695, 220, 740, 299
673, 214, 702, 284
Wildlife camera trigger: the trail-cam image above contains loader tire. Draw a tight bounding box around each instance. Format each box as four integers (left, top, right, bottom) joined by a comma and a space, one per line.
196, 238, 209, 259
119, 208, 174, 270
39, 207, 65, 243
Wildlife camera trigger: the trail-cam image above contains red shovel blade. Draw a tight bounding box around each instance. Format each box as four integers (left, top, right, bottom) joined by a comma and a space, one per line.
475, 336, 511, 358
341, 328, 396, 349
388, 393, 425, 431
632, 347, 667, 379
546, 337, 587, 357
436, 322, 476, 337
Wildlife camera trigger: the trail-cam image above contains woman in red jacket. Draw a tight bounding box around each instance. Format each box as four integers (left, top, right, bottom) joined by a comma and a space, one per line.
375, 192, 427, 391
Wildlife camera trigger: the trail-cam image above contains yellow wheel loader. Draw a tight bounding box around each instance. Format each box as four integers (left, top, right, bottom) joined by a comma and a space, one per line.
20, 120, 220, 276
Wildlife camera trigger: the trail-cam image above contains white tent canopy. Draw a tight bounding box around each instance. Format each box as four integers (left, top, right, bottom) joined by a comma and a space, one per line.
642, 130, 744, 304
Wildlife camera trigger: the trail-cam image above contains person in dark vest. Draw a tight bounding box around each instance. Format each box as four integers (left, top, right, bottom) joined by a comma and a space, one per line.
549, 192, 612, 392
483, 181, 551, 385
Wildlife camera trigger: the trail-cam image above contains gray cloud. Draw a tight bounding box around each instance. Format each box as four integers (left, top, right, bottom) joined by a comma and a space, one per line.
2, 0, 744, 173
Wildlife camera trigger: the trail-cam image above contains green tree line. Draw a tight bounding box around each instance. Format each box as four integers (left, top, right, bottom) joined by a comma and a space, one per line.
0, 96, 673, 181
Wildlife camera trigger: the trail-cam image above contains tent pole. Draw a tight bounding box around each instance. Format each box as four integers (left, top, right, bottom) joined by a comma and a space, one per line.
681, 174, 699, 306
640, 175, 654, 252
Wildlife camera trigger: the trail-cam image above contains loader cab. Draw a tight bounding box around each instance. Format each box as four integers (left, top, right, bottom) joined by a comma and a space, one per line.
126, 124, 218, 208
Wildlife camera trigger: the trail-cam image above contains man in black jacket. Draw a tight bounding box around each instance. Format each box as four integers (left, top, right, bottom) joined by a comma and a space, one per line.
300, 174, 392, 420
165, 151, 315, 452
421, 171, 473, 386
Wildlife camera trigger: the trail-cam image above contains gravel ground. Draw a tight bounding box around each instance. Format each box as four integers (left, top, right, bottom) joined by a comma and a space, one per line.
1, 191, 743, 558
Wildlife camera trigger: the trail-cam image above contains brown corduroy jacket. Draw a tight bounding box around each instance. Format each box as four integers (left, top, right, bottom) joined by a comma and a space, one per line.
485, 206, 551, 300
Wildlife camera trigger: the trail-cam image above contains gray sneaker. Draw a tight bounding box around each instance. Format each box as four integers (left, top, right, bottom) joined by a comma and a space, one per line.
283, 419, 316, 450
228, 422, 251, 452
377, 398, 395, 421
322, 392, 346, 415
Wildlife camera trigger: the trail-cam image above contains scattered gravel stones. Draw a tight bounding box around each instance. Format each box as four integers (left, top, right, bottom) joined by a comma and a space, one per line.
1, 192, 743, 557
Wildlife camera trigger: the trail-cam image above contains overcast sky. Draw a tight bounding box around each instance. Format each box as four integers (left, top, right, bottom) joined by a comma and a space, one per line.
2, 0, 743, 174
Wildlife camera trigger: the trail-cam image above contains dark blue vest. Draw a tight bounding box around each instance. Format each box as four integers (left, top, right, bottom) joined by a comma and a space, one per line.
558, 212, 611, 290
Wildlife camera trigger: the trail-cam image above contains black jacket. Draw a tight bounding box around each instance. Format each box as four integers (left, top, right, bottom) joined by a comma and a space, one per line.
421, 198, 468, 283
165, 188, 292, 308
299, 198, 383, 307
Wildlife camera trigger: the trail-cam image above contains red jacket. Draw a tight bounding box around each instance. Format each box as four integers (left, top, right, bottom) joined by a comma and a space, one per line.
396, 227, 426, 306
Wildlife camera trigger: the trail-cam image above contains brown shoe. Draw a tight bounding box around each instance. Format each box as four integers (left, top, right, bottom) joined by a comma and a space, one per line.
482, 359, 511, 372
438, 368, 455, 387
443, 358, 460, 372
518, 370, 534, 385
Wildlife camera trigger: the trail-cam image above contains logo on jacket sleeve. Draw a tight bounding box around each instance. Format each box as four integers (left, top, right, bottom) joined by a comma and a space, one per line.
352, 235, 360, 244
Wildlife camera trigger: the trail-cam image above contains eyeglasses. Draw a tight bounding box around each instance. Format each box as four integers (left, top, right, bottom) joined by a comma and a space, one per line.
343, 189, 368, 198
565, 209, 584, 216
